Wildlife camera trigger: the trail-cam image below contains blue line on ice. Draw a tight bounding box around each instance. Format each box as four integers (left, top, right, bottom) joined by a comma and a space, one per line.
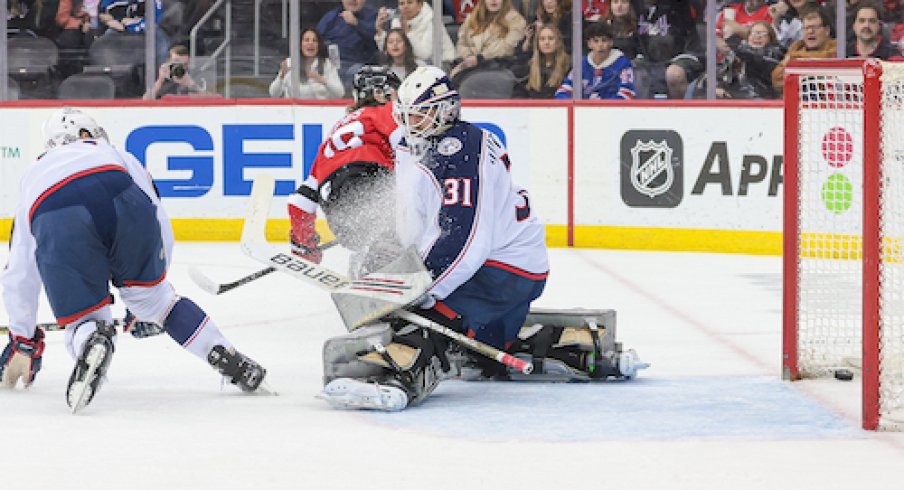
365, 376, 860, 441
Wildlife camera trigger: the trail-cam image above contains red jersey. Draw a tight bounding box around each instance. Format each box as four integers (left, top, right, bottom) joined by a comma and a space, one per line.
716, 4, 773, 37
310, 102, 401, 183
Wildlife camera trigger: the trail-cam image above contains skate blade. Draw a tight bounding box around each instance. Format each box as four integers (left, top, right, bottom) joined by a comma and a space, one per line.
315, 390, 406, 412
315, 392, 392, 411
253, 380, 279, 396
68, 344, 108, 414
217, 377, 279, 396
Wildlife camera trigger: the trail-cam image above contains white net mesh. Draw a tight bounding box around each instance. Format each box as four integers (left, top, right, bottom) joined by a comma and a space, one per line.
878, 62, 904, 425
794, 62, 904, 429
796, 74, 864, 376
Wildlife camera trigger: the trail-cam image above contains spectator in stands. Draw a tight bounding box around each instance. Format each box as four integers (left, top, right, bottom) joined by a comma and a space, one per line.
634, 0, 703, 99
512, 24, 571, 98
56, 1, 98, 77
583, 0, 607, 22
520, 0, 573, 56
317, 0, 379, 89
99, 0, 169, 65
847, 1, 902, 59
732, 20, 784, 99
695, 20, 783, 99
772, 6, 837, 95
450, 0, 527, 84
717, 0, 774, 41
381, 28, 425, 81
8, 0, 58, 37
769, 0, 814, 50
555, 21, 635, 99
269, 28, 345, 99
144, 44, 207, 99
375, 0, 455, 66
605, 0, 639, 59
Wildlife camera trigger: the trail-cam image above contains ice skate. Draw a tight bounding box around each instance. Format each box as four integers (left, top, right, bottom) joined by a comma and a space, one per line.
67, 322, 116, 414
317, 377, 408, 411
207, 345, 275, 395
618, 349, 650, 379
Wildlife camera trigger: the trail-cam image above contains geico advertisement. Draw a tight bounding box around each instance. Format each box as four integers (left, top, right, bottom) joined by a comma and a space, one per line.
574, 105, 787, 231
0, 105, 541, 220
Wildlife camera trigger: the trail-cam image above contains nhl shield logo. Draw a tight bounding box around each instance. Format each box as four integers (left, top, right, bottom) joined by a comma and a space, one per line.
630, 140, 674, 198
620, 130, 683, 208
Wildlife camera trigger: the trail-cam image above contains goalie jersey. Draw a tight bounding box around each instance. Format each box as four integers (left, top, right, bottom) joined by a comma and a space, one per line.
395, 122, 549, 301
1, 140, 174, 338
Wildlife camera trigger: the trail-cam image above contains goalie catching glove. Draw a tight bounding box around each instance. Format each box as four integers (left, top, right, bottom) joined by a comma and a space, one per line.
0, 328, 45, 388
288, 203, 322, 264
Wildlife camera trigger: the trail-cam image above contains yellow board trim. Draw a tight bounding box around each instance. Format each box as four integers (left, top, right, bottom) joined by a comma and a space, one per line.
1, 218, 785, 254
571, 226, 783, 255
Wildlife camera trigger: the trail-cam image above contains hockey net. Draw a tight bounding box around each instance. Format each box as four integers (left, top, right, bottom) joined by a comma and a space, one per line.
783, 59, 904, 431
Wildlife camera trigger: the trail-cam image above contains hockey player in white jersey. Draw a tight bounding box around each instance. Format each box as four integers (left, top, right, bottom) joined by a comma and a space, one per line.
0, 107, 268, 411
319, 66, 551, 411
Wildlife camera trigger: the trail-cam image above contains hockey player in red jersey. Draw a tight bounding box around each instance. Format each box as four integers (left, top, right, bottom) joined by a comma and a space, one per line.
287, 65, 402, 270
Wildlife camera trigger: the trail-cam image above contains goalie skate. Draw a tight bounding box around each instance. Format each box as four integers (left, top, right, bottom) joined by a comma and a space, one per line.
317, 377, 408, 411
67, 323, 115, 414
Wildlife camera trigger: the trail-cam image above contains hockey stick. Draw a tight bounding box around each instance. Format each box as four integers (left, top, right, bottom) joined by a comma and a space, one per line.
1, 319, 124, 335
395, 310, 534, 375
239, 174, 432, 324
189, 241, 339, 295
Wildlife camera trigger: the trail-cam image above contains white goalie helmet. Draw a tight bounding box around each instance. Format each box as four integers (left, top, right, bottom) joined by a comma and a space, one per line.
392, 66, 460, 141
43, 107, 109, 150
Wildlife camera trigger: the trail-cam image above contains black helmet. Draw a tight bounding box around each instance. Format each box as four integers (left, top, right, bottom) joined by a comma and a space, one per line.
352, 65, 402, 106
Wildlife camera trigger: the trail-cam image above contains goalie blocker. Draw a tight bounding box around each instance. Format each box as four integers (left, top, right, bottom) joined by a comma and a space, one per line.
319, 308, 649, 411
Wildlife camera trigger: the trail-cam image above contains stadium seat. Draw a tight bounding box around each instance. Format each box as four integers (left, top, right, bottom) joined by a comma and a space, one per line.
57, 74, 116, 100
86, 34, 147, 97
457, 68, 516, 99
7, 36, 59, 98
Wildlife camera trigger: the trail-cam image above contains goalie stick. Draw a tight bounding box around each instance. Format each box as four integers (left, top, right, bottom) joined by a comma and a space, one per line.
239, 174, 433, 326
241, 175, 534, 374
189, 241, 339, 295
395, 310, 534, 375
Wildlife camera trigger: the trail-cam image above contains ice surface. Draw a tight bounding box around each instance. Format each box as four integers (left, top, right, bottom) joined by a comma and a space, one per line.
2, 244, 904, 490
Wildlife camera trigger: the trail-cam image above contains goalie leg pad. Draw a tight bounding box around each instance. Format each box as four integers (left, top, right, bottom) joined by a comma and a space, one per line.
320, 322, 445, 409
507, 308, 647, 380
357, 342, 421, 371
322, 323, 395, 383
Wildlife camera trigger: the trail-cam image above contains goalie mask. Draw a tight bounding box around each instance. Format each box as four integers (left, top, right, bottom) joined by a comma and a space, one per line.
43, 107, 109, 150
392, 66, 460, 141
352, 65, 401, 106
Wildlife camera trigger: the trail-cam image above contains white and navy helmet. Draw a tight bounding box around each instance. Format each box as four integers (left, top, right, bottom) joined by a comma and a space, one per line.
43, 107, 108, 150
352, 65, 401, 106
392, 66, 460, 140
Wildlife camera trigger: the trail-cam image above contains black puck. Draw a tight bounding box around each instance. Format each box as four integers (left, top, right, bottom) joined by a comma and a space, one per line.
834, 369, 854, 381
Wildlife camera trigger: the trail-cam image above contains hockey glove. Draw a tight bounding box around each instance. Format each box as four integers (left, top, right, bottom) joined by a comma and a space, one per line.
0, 328, 45, 388
289, 204, 322, 264
122, 310, 165, 339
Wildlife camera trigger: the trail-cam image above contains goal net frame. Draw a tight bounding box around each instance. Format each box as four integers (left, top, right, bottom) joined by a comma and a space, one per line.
783, 58, 903, 431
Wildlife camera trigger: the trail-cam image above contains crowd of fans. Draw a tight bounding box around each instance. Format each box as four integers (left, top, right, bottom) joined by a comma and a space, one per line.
6, 0, 904, 100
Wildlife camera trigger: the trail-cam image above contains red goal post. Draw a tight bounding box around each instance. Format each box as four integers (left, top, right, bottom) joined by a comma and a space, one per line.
783, 59, 904, 431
